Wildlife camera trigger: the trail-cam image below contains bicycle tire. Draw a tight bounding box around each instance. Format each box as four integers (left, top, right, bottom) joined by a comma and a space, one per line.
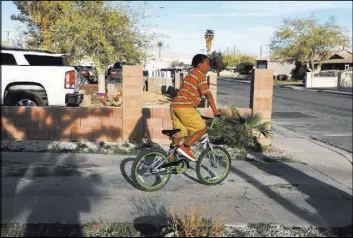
132, 148, 172, 192
196, 146, 231, 185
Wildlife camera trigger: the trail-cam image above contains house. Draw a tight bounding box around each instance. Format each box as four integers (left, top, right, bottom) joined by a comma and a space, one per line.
256, 50, 353, 77
256, 56, 296, 77
316, 50, 352, 71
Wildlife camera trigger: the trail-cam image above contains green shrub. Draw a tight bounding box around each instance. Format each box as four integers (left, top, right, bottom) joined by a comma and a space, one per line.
209, 106, 273, 152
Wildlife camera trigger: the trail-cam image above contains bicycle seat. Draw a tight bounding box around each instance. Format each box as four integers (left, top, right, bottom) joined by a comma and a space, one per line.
161, 129, 181, 137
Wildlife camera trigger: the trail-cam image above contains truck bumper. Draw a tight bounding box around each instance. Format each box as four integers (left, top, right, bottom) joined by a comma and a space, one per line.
65, 93, 84, 106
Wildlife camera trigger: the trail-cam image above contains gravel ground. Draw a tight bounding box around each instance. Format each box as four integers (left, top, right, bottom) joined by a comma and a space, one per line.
1, 140, 139, 155
1, 139, 292, 162
225, 224, 352, 237
1, 140, 293, 163
1, 222, 350, 237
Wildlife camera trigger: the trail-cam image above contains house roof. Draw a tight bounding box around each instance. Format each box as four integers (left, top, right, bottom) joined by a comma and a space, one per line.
256, 50, 352, 64
315, 50, 352, 64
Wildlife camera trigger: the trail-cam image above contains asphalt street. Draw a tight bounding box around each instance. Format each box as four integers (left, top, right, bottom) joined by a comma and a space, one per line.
217, 78, 353, 153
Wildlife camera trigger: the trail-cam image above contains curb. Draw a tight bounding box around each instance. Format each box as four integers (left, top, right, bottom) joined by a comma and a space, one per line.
316, 89, 353, 96
218, 78, 251, 84
309, 137, 353, 164
219, 78, 353, 96
272, 123, 353, 164
276, 85, 353, 96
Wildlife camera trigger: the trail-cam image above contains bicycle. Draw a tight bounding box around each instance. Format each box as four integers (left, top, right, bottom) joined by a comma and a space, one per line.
131, 114, 231, 192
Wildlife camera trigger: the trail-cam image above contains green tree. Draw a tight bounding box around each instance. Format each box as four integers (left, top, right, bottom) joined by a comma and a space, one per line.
171, 60, 181, 67
11, 1, 71, 50
270, 14, 350, 73
223, 53, 256, 66
209, 51, 227, 76
11, 1, 152, 77
223, 54, 237, 68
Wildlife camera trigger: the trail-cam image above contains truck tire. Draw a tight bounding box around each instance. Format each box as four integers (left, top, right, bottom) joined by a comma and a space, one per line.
5, 90, 45, 107
34, 90, 49, 105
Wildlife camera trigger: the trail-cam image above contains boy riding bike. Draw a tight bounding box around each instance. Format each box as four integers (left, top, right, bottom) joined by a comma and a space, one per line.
170, 54, 221, 162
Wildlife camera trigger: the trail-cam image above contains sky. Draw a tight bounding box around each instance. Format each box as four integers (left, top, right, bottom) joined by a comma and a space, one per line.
1, 1, 352, 60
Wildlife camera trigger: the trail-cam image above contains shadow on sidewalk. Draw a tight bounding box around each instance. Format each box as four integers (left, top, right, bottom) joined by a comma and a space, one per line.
131, 197, 171, 236
120, 157, 140, 189
2, 152, 102, 236
229, 156, 352, 234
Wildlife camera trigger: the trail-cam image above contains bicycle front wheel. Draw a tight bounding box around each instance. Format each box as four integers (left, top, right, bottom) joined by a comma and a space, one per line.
196, 146, 231, 185
132, 149, 172, 192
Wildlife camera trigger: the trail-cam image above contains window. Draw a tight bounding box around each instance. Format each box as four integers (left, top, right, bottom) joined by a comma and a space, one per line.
24, 54, 70, 66
1, 53, 17, 65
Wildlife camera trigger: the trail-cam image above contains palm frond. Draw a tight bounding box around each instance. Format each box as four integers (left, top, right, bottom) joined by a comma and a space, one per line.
209, 105, 273, 150
230, 105, 241, 119
245, 113, 261, 127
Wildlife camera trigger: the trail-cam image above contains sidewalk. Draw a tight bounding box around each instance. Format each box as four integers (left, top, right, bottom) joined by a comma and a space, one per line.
278, 85, 353, 96
2, 138, 352, 229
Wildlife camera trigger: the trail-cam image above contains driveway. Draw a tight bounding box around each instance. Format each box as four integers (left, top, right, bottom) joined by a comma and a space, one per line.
217, 79, 353, 152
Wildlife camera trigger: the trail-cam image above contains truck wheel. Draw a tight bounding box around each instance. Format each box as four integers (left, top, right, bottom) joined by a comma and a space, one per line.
5, 90, 45, 107
35, 90, 49, 105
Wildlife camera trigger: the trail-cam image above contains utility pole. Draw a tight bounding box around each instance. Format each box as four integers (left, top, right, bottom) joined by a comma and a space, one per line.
4, 31, 10, 41
260, 45, 263, 59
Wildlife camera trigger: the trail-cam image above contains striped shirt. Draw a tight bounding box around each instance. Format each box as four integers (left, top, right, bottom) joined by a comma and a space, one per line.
171, 69, 209, 108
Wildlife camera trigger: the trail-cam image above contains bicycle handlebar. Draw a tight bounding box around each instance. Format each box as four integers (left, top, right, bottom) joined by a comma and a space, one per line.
201, 115, 221, 120
201, 115, 221, 129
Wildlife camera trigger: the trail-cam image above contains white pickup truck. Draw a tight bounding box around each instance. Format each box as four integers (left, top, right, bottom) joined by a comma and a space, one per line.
1, 46, 83, 107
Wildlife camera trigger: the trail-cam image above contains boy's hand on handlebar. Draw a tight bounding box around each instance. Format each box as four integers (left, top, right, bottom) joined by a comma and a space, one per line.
215, 110, 222, 117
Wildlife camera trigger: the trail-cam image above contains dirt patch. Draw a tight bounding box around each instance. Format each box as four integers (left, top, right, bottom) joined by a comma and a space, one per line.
142, 91, 172, 107
82, 89, 171, 108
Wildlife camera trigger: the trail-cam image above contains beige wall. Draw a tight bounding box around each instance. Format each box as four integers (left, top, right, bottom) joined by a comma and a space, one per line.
2, 67, 275, 147
267, 61, 296, 76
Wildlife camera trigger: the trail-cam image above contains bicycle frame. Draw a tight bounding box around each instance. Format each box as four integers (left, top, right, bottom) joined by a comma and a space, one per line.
151, 117, 218, 174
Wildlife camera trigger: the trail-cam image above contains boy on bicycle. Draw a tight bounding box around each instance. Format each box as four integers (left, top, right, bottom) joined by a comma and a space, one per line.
170, 54, 221, 161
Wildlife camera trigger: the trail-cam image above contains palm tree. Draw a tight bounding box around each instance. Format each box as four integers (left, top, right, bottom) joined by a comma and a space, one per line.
204, 30, 214, 55
209, 105, 273, 152
157, 41, 163, 58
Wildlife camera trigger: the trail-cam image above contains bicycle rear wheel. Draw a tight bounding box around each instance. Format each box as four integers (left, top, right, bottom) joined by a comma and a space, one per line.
196, 146, 231, 185
132, 149, 172, 192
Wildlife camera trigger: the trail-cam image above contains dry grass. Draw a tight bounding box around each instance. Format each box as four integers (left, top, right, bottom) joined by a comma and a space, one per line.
275, 80, 304, 85
168, 204, 228, 237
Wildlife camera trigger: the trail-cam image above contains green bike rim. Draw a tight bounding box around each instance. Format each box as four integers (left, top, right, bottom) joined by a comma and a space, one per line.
134, 151, 170, 190
199, 148, 230, 184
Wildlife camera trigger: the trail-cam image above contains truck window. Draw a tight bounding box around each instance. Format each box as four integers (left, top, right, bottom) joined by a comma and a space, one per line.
24, 54, 70, 66
1, 53, 17, 65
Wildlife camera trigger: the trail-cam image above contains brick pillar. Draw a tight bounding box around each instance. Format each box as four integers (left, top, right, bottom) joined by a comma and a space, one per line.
122, 66, 143, 142
250, 69, 274, 146
209, 73, 217, 106
175, 72, 181, 89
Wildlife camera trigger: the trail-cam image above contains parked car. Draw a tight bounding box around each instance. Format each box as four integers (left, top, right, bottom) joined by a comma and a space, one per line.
74, 65, 98, 84
107, 61, 125, 82
1, 46, 83, 107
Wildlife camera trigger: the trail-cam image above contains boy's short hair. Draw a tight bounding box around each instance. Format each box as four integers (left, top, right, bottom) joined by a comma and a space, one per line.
191, 54, 208, 68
